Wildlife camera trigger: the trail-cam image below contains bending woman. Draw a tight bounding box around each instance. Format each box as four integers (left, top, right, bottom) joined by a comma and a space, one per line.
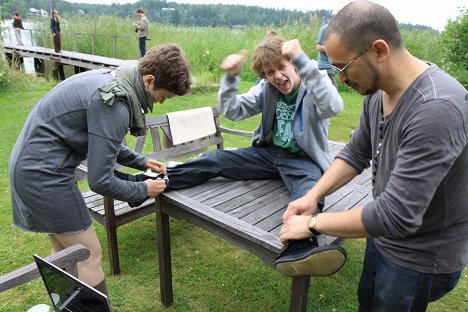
8, 44, 191, 308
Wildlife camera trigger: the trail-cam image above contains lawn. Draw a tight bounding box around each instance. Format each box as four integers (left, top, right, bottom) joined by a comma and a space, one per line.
0, 80, 466, 311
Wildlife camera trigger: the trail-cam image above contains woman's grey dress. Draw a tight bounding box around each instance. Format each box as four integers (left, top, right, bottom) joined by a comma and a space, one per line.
9, 69, 149, 234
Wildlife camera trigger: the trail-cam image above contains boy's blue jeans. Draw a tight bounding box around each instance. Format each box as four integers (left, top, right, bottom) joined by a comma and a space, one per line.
358, 238, 462, 312
167, 145, 323, 204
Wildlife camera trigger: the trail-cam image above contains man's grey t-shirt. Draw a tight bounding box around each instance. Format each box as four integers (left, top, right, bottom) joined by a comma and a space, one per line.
338, 64, 468, 273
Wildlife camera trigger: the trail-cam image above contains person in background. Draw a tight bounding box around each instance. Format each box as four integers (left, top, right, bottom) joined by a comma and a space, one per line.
13, 12, 24, 46
134, 8, 149, 58
50, 10, 61, 53
280, 1, 467, 310
9, 44, 191, 310
315, 20, 337, 88
166, 31, 346, 277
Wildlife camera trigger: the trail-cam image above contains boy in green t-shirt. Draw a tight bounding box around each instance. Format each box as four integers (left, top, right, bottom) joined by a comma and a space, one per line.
167, 31, 345, 276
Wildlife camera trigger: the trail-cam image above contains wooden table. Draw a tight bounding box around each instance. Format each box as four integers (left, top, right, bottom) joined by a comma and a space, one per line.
156, 141, 373, 311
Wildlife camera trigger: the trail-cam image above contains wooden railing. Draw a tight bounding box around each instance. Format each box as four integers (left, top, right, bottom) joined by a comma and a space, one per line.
1, 27, 138, 58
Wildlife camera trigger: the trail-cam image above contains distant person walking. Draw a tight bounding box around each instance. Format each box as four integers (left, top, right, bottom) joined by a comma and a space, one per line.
13, 12, 24, 46
134, 8, 149, 58
315, 22, 337, 88
50, 10, 61, 53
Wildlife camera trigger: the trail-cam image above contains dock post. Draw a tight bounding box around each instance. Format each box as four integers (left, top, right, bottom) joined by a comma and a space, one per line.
34, 58, 45, 77
52, 62, 65, 81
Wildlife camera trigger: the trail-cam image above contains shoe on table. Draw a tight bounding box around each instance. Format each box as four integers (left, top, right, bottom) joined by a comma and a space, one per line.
274, 237, 347, 277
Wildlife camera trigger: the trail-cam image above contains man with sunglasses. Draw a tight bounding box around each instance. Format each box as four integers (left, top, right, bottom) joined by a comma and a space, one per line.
280, 1, 467, 310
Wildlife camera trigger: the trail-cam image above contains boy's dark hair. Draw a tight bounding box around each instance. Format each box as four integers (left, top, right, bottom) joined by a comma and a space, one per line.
326, 0, 403, 53
136, 8, 144, 14
138, 44, 192, 95
251, 31, 286, 79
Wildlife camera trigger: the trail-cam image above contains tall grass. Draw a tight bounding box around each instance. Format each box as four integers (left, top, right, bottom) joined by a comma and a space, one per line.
30, 15, 449, 85
32, 16, 319, 81
0, 58, 47, 92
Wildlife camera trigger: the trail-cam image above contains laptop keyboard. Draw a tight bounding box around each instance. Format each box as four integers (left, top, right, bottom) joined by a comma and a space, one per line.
64, 297, 108, 312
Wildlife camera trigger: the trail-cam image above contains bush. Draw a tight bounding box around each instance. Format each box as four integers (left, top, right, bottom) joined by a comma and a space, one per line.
0, 57, 48, 93
439, 8, 468, 88
0, 58, 11, 92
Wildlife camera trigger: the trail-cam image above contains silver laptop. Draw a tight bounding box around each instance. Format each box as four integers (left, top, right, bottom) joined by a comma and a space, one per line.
33, 254, 112, 312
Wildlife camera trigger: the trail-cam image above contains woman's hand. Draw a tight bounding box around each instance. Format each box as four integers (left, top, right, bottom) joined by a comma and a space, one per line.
145, 179, 167, 197
145, 159, 166, 173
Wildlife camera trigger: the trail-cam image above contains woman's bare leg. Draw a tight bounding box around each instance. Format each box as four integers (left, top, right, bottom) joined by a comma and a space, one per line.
48, 226, 105, 287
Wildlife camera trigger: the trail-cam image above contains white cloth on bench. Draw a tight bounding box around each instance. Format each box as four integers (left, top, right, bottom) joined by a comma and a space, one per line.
166, 107, 217, 145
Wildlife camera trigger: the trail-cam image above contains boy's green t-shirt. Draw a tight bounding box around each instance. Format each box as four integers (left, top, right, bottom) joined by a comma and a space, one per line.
272, 86, 306, 155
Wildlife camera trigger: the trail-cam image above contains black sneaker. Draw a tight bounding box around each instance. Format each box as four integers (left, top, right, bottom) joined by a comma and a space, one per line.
274, 237, 347, 277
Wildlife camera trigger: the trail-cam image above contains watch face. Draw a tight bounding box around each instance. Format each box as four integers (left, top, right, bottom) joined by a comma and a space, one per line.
308, 216, 320, 235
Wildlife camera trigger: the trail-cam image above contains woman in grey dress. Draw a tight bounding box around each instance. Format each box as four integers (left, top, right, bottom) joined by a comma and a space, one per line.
8, 44, 191, 306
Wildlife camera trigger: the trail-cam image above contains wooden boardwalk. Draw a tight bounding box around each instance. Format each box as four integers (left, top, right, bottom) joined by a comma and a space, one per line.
1, 42, 136, 70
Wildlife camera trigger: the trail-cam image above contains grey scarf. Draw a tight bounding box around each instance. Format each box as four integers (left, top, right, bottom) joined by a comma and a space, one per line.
98, 66, 153, 136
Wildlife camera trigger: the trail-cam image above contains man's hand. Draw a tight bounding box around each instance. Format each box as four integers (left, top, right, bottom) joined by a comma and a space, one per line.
282, 39, 303, 62
279, 215, 313, 244
220, 49, 248, 76
282, 195, 318, 223
145, 179, 167, 197
145, 159, 166, 174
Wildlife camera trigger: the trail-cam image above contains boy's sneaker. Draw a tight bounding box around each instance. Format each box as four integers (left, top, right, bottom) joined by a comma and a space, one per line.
113, 170, 168, 208
274, 237, 347, 277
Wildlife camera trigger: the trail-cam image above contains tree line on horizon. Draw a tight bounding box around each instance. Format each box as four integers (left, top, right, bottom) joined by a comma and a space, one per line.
1, 0, 437, 30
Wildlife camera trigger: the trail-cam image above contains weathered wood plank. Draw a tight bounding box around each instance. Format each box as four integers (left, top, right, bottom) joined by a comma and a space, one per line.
202, 179, 274, 207
161, 191, 284, 251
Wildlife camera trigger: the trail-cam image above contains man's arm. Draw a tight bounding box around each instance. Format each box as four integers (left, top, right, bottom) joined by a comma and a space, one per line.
280, 158, 365, 243
282, 158, 359, 222
279, 206, 368, 243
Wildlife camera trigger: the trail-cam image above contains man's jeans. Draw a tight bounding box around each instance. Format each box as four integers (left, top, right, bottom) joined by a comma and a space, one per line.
358, 238, 462, 312
167, 145, 323, 205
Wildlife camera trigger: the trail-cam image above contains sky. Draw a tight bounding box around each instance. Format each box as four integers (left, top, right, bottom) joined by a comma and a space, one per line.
65, 0, 466, 32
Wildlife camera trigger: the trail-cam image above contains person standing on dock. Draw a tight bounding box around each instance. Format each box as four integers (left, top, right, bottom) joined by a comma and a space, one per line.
134, 8, 149, 58
50, 10, 61, 53
13, 12, 24, 46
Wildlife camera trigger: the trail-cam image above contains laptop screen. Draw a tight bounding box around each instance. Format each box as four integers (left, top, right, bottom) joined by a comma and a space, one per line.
33, 254, 112, 312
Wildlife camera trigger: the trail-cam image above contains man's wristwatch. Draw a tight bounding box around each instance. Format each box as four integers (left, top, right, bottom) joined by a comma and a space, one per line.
307, 215, 321, 236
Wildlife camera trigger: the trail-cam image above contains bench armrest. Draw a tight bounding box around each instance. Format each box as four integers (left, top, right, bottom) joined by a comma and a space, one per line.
218, 125, 254, 138
75, 163, 89, 181
0, 244, 90, 293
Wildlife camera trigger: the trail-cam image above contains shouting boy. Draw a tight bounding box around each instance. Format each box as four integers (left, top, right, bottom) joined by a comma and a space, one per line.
167, 31, 345, 276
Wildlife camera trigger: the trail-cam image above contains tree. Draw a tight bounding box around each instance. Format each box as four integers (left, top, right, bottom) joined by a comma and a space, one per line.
439, 7, 468, 88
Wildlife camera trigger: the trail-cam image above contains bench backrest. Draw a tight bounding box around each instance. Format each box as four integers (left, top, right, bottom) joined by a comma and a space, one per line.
76, 106, 225, 180
118, 106, 224, 170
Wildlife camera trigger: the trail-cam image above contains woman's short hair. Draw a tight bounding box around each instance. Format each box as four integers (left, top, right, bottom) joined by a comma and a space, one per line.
138, 44, 192, 95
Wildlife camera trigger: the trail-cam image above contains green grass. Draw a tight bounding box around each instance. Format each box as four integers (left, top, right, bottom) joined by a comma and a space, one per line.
0, 79, 466, 312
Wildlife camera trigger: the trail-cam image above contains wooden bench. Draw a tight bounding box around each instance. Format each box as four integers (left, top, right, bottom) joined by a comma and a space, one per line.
0, 244, 90, 293
154, 137, 372, 310
77, 107, 252, 275
78, 106, 372, 310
